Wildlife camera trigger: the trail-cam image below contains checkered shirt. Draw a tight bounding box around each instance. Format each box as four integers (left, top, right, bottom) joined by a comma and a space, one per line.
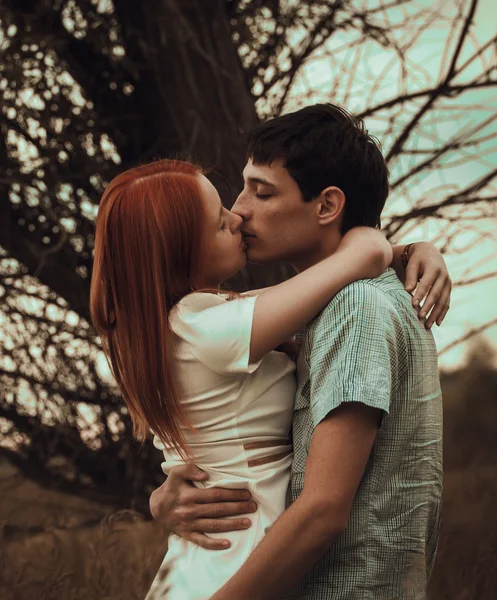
284, 268, 443, 600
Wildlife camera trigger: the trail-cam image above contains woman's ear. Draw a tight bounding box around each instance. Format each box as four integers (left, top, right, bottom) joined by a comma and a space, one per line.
316, 186, 345, 226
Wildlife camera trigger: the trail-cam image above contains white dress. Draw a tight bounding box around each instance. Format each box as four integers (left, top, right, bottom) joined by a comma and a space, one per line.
145, 292, 297, 600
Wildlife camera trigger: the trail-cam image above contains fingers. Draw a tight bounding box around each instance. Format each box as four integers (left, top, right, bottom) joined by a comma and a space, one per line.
186, 532, 231, 551
412, 267, 440, 309
190, 517, 252, 534
436, 294, 450, 326
191, 487, 252, 504
404, 243, 452, 326
184, 500, 257, 519
184, 515, 256, 550
418, 276, 446, 320
168, 463, 208, 483
404, 255, 420, 293
419, 278, 451, 329
149, 487, 165, 521
428, 284, 451, 328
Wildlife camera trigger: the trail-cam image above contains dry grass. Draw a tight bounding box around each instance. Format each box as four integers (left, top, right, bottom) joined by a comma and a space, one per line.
428, 467, 497, 600
1, 351, 496, 599
0, 474, 168, 600
427, 348, 497, 600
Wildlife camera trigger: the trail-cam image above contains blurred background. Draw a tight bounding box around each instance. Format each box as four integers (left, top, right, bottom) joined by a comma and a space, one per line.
0, 0, 496, 598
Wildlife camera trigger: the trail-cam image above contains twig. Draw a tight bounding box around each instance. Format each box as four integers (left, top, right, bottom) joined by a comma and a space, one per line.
438, 317, 497, 357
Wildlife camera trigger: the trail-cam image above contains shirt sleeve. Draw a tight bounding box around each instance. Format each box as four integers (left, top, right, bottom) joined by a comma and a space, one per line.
309, 282, 401, 430
170, 292, 263, 375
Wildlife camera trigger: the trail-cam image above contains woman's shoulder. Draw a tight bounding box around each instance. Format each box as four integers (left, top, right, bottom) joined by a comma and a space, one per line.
170, 292, 260, 375
175, 292, 227, 313
170, 292, 231, 327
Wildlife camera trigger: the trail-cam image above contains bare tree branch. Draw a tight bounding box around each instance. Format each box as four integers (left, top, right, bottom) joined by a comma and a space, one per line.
453, 271, 497, 287
438, 317, 497, 357
1, 0, 496, 511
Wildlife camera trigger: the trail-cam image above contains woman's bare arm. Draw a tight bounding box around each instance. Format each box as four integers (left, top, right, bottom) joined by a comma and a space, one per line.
241, 286, 274, 297
249, 227, 391, 364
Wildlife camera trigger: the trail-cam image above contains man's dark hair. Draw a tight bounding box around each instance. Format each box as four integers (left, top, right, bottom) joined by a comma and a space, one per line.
246, 103, 389, 233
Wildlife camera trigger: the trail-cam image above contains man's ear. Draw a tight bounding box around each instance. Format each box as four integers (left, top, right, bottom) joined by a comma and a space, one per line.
316, 186, 345, 226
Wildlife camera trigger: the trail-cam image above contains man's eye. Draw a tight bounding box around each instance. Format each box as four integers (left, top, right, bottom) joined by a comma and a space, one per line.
256, 192, 272, 199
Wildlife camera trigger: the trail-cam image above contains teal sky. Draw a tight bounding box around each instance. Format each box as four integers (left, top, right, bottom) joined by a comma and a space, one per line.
283, 0, 497, 369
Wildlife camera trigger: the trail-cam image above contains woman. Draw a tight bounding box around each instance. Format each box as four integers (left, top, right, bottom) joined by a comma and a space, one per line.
90, 158, 396, 599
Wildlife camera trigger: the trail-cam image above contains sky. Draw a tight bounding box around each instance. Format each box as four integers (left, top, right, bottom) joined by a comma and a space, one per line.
283, 0, 497, 370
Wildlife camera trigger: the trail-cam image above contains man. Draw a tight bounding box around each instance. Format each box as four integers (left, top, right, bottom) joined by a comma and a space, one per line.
150, 104, 446, 599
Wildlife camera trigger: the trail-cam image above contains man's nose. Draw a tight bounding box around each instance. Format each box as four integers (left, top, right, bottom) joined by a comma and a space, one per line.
232, 194, 251, 220
231, 212, 243, 232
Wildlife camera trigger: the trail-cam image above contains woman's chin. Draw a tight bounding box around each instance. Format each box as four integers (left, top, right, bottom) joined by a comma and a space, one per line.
224, 258, 246, 281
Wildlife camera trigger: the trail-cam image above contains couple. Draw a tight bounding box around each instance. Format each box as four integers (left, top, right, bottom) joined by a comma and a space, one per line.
90, 104, 447, 599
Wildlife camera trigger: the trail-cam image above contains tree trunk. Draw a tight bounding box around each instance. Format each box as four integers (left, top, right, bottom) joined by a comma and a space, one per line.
0, 0, 290, 314
0, 0, 292, 509
113, 0, 293, 287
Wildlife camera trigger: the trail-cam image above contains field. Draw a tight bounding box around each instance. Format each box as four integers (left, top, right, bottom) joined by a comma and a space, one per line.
0, 473, 168, 599
1, 350, 496, 599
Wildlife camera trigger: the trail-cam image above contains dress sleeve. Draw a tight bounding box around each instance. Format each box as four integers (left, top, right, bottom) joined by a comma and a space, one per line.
170, 293, 263, 375
309, 282, 402, 431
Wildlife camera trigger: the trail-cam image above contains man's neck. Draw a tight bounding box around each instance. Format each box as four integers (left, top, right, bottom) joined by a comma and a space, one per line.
290, 233, 342, 273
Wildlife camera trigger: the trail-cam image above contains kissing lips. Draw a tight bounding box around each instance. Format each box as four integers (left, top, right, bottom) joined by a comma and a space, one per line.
242, 234, 256, 246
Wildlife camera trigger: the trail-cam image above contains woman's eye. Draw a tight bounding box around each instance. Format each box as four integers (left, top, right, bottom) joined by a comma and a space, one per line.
256, 192, 272, 199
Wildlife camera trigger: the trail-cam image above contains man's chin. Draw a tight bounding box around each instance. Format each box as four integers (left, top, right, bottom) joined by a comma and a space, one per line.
246, 249, 275, 265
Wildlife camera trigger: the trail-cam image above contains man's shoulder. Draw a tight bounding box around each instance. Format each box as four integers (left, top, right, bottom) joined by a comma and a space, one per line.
324, 275, 394, 316
336, 277, 386, 300
308, 273, 407, 342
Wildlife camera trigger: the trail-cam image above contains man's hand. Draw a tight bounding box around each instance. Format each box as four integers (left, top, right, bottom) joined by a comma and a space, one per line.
210, 403, 382, 600
404, 242, 451, 329
149, 464, 257, 550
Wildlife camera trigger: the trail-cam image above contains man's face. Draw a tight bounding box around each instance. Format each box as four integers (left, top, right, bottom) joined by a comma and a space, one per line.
232, 159, 318, 265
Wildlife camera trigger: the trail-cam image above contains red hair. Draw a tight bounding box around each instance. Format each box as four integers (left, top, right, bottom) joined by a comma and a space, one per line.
90, 159, 206, 458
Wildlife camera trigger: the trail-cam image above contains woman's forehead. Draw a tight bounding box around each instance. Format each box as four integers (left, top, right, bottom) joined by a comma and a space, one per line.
198, 175, 223, 219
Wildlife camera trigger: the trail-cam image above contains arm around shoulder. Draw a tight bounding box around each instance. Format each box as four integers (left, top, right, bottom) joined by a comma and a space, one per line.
249, 227, 392, 363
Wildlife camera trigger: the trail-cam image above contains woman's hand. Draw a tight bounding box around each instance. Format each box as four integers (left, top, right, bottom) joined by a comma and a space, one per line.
338, 227, 393, 280
390, 241, 451, 328
403, 242, 451, 328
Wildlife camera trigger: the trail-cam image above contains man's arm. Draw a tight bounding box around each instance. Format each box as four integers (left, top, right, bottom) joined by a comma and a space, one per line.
149, 464, 257, 550
211, 402, 381, 600
212, 282, 397, 599
148, 246, 450, 546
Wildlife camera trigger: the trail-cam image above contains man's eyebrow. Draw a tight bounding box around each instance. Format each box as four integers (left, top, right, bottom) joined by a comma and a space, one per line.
246, 176, 276, 187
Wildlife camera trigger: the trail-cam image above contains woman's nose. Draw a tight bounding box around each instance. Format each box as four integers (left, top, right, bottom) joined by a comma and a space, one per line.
231, 211, 243, 232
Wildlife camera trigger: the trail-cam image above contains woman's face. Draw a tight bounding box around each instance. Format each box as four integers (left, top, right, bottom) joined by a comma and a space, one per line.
197, 175, 246, 287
